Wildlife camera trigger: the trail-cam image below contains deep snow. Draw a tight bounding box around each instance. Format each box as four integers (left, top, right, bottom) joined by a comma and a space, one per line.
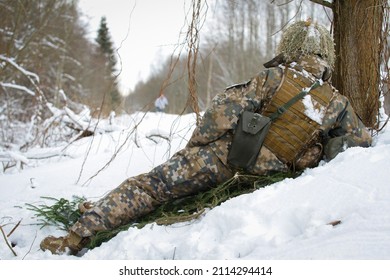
1, 111, 390, 260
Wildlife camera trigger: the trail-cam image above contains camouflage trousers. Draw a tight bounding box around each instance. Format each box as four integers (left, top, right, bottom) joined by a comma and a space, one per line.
70, 146, 234, 238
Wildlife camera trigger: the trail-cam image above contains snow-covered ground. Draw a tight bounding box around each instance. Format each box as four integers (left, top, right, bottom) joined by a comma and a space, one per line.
1, 111, 390, 260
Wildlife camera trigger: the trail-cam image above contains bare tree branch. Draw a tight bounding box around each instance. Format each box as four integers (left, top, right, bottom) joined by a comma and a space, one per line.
309, 0, 333, 9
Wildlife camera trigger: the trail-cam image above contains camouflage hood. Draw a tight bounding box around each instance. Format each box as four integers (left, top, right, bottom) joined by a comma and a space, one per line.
264, 54, 332, 81
288, 54, 332, 81
276, 20, 335, 69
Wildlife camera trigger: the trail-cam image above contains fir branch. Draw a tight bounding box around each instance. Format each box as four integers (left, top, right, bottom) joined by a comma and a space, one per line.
26, 196, 85, 231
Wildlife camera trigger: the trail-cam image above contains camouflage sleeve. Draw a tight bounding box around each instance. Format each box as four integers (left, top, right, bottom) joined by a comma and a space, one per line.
322, 94, 372, 160
187, 68, 282, 147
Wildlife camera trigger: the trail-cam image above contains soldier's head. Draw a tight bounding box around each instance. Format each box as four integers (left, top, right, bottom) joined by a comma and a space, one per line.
276, 19, 335, 69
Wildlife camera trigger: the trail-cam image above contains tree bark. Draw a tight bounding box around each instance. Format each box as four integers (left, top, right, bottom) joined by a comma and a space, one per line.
333, 0, 384, 128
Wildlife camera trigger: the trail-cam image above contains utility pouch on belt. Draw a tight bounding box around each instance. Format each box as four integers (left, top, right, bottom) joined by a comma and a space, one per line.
227, 111, 271, 170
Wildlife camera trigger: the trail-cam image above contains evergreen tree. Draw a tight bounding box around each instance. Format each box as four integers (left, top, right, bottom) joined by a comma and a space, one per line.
95, 16, 121, 112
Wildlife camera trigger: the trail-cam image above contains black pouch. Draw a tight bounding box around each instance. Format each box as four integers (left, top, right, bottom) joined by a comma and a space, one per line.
227, 111, 272, 171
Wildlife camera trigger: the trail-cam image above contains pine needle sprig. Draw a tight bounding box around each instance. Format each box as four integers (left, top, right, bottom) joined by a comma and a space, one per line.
26, 196, 85, 231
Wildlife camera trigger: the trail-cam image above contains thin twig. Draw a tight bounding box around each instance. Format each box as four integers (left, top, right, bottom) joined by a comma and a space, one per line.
23, 230, 37, 260
6, 219, 22, 237
375, 115, 390, 134
172, 247, 177, 260
0, 225, 17, 257
81, 112, 149, 186
270, 0, 304, 37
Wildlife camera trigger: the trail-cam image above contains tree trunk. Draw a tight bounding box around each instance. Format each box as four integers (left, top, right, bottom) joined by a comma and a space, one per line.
333, 0, 384, 129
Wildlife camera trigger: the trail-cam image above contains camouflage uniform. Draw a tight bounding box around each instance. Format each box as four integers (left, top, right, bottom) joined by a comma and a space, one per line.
69, 54, 372, 239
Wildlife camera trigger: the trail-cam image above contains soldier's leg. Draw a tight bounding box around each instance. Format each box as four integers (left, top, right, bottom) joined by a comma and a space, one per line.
69, 175, 160, 238
71, 145, 233, 237
41, 146, 233, 254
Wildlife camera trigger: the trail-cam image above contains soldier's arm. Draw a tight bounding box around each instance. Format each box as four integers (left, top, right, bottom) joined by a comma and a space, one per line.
323, 95, 372, 160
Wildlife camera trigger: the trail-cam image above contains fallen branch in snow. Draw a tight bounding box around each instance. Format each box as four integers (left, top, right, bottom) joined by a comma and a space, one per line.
64, 122, 94, 140
327, 220, 342, 227
0, 224, 17, 257
46, 102, 97, 141
133, 130, 141, 148
63, 107, 92, 132
6, 219, 22, 238
146, 133, 171, 144
0, 151, 29, 171
0, 150, 71, 172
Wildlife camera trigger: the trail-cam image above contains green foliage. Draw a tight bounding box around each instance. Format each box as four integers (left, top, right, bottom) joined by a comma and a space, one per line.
95, 16, 122, 112
26, 196, 86, 231
96, 16, 117, 72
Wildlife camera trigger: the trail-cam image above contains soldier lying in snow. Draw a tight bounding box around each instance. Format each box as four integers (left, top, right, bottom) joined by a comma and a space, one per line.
40, 20, 372, 255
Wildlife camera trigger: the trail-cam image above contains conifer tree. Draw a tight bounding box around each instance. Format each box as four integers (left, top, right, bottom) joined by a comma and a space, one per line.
95, 16, 121, 112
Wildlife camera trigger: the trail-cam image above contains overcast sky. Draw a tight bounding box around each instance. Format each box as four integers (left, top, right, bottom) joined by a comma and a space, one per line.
78, 0, 190, 95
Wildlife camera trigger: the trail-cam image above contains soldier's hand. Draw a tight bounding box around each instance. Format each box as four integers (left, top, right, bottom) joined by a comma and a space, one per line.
328, 126, 347, 138
324, 135, 358, 160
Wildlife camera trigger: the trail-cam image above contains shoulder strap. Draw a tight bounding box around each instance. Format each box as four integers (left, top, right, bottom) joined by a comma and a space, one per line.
269, 79, 321, 121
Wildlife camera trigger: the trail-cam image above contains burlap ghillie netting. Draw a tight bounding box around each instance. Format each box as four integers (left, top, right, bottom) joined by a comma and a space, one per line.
277, 20, 335, 69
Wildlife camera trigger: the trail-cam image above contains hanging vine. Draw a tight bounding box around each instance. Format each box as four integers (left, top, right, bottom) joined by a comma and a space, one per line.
186, 0, 203, 124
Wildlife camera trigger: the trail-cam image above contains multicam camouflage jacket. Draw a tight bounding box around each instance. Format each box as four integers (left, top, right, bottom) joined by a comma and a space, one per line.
187, 55, 372, 174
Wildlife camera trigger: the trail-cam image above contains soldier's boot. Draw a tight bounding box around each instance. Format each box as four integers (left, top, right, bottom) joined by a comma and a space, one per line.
40, 231, 90, 255
40, 201, 94, 255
